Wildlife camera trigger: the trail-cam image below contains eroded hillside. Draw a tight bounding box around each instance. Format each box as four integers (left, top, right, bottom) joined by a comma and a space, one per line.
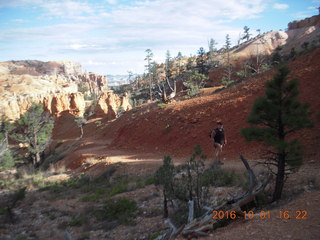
0, 60, 107, 120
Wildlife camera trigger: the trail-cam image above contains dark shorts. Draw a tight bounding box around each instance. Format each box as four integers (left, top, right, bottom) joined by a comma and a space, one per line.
214, 142, 223, 148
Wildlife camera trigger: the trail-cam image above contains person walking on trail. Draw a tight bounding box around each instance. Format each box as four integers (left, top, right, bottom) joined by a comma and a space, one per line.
210, 122, 227, 164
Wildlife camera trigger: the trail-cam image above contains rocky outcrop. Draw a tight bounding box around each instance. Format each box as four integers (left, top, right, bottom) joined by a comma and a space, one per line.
94, 92, 132, 120
2, 60, 82, 76
44, 92, 85, 117
0, 60, 104, 120
225, 16, 320, 63
78, 73, 108, 97
120, 93, 132, 111
69, 93, 86, 115
1, 93, 85, 120
288, 15, 320, 30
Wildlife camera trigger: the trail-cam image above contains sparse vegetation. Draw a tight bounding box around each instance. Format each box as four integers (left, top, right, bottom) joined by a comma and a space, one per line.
157, 103, 167, 108
69, 214, 88, 226
93, 197, 138, 224
154, 146, 251, 224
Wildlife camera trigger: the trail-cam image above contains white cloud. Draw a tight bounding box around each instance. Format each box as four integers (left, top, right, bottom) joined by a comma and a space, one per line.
1, 0, 273, 74
273, 3, 289, 10
39, 1, 94, 19
87, 60, 107, 66
11, 19, 29, 23
105, 0, 117, 4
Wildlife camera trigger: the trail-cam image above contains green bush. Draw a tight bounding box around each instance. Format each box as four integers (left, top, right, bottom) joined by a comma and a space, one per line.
0, 150, 15, 170
183, 71, 207, 97
171, 202, 188, 227
157, 103, 167, 108
221, 77, 234, 86
94, 197, 137, 224
94, 121, 102, 125
200, 166, 247, 187
135, 176, 156, 189
69, 215, 88, 226
150, 232, 162, 240
40, 174, 91, 193
109, 181, 128, 196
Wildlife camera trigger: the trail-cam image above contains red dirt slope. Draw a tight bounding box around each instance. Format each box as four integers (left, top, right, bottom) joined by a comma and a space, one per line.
52, 49, 320, 170
103, 49, 320, 160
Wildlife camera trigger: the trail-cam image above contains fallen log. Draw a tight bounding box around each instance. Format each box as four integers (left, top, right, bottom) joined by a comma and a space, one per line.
162, 154, 272, 239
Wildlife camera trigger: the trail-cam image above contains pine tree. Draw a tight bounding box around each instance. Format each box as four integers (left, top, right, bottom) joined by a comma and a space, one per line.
176, 51, 183, 75
196, 47, 207, 74
241, 66, 313, 201
13, 103, 54, 167
0, 117, 15, 169
154, 156, 175, 218
165, 50, 173, 79
208, 38, 217, 69
242, 26, 252, 41
144, 49, 154, 101
222, 34, 233, 85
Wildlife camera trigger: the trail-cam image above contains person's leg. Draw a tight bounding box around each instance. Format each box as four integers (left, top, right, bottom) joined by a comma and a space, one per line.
214, 143, 222, 162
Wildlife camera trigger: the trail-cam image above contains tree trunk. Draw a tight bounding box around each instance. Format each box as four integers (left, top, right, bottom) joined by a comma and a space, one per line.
188, 200, 194, 223
163, 190, 168, 218
149, 76, 153, 101
34, 152, 41, 167
80, 126, 84, 138
5, 131, 9, 146
273, 152, 285, 201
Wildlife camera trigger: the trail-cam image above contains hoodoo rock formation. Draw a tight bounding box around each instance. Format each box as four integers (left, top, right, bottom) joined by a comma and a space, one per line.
1, 93, 86, 120
46, 93, 86, 117
0, 60, 106, 120
94, 91, 132, 120
78, 72, 108, 97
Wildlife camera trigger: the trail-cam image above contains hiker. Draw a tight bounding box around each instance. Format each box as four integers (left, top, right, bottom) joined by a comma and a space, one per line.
210, 121, 227, 163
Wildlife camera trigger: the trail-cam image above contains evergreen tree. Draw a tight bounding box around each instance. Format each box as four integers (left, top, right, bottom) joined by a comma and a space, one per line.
222, 34, 233, 85
144, 49, 154, 101
154, 156, 175, 218
127, 71, 133, 84
0, 117, 15, 169
196, 47, 207, 74
208, 38, 217, 69
256, 29, 261, 35
186, 56, 195, 70
272, 47, 282, 66
242, 26, 252, 41
150, 61, 159, 84
13, 103, 54, 167
242, 66, 313, 201
165, 50, 173, 79
176, 51, 183, 75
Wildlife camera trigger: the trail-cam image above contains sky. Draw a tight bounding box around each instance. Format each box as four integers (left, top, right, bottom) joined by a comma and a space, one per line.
0, 0, 319, 75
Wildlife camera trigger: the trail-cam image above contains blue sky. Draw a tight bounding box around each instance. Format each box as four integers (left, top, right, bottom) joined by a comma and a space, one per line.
0, 0, 319, 75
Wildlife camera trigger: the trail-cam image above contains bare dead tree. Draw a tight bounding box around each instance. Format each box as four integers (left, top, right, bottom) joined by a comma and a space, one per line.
156, 78, 177, 103
246, 37, 269, 74
155, 155, 272, 240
